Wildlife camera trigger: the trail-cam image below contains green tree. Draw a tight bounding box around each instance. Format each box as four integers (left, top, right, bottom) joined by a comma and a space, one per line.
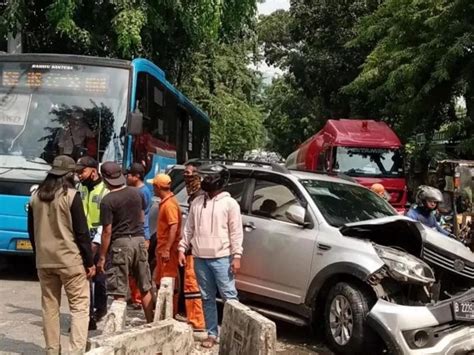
258, 1, 381, 157
1, 0, 264, 157
263, 75, 321, 158
181, 42, 264, 158
0, 0, 257, 80
344, 0, 474, 152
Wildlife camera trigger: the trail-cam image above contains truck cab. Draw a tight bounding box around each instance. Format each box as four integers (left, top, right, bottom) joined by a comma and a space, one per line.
286, 119, 407, 212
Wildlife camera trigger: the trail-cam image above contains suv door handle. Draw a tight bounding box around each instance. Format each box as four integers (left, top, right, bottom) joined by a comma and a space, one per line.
243, 222, 256, 231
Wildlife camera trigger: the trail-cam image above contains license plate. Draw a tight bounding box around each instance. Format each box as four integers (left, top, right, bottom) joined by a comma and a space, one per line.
16, 239, 32, 251
452, 301, 474, 322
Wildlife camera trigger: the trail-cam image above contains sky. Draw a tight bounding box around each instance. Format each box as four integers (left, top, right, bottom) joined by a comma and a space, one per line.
255, 0, 290, 82
257, 0, 290, 15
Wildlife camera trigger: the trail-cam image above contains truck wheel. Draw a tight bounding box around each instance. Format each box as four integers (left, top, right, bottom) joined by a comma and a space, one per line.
323, 282, 376, 354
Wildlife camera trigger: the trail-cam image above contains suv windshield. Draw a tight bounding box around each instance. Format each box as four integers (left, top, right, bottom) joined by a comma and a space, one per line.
301, 179, 396, 227
333, 147, 404, 178
0, 61, 129, 174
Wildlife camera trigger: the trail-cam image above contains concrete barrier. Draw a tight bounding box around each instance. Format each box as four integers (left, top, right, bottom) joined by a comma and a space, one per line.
102, 300, 127, 335
219, 300, 277, 355
87, 319, 194, 354
154, 276, 174, 322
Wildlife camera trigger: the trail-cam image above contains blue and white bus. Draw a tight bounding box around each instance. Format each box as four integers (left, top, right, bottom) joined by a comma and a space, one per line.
0, 54, 210, 254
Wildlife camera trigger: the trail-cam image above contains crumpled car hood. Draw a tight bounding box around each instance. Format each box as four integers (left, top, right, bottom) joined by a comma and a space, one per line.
340, 215, 474, 263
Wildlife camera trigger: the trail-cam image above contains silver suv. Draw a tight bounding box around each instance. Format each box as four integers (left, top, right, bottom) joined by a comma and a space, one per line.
165, 161, 474, 354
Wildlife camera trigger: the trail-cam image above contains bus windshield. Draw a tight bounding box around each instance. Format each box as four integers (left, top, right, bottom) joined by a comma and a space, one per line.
333, 147, 404, 178
0, 61, 129, 177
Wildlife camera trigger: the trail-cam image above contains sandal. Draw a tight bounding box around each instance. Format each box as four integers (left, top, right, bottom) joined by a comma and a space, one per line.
201, 336, 217, 348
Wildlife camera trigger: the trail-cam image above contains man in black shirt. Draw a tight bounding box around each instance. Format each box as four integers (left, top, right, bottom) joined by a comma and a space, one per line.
96, 161, 154, 323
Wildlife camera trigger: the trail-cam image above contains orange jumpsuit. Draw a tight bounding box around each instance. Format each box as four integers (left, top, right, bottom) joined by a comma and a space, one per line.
183, 254, 206, 330
155, 194, 181, 314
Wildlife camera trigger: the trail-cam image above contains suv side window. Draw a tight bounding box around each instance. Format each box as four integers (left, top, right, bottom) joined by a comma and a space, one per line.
225, 177, 246, 209
251, 179, 303, 223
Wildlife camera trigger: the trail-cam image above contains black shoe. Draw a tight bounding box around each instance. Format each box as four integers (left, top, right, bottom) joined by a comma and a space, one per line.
88, 317, 97, 331
94, 309, 107, 322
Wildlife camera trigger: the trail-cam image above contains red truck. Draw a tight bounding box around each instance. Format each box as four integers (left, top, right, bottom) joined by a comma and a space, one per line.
286, 119, 407, 211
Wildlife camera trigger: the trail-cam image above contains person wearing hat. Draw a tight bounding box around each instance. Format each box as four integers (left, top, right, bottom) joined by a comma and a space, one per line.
147, 173, 181, 315
76, 156, 109, 327
125, 163, 153, 308
28, 155, 95, 354
96, 162, 154, 323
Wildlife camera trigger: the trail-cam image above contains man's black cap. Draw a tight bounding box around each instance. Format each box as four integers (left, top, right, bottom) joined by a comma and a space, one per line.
125, 163, 146, 179
101, 161, 126, 186
76, 156, 98, 171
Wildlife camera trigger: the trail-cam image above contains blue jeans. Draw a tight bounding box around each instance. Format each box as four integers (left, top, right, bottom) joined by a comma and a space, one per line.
194, 256, 238, 337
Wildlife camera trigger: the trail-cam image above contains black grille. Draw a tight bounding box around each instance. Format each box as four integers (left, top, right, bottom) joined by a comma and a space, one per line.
422, 244, 474, 280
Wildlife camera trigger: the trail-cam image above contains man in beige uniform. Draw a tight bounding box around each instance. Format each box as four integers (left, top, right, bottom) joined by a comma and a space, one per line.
28, 155, 95, 354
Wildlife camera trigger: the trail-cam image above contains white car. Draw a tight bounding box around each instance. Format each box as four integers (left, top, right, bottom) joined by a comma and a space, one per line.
158, 161, 474, 354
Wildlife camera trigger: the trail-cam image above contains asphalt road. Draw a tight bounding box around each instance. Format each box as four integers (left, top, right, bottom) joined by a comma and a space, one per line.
0, 256, 331, 354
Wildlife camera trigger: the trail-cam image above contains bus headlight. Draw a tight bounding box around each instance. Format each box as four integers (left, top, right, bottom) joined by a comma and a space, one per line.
374, 245, 435, 285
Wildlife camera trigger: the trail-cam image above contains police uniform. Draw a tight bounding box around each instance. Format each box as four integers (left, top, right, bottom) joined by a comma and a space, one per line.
80, 179, 108, 319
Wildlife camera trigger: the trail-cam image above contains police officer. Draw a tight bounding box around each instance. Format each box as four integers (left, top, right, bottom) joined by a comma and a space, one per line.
76, 156, 108, 328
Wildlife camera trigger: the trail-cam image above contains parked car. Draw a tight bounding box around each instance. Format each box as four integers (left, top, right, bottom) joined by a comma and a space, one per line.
163, 160, 474, 354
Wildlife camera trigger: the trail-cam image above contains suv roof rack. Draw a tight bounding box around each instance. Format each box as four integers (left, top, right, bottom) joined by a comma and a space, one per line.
185, 158, 289, 174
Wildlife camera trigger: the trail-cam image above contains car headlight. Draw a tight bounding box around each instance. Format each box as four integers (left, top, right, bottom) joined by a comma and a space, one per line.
374, 244, 435, 285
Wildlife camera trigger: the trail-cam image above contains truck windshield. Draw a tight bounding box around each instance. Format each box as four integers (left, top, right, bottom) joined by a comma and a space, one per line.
333, 147, 404, 178
0, 61, 129, 177
301, 179, 396, 227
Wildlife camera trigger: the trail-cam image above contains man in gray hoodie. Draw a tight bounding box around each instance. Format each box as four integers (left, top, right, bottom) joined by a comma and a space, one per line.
178, 164, 243, 348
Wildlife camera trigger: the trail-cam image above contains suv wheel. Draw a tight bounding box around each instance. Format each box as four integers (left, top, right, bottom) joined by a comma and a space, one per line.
324, 282, 375, 354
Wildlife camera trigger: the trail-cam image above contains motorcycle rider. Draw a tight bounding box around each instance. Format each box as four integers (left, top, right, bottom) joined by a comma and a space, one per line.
406, 185, 451, 237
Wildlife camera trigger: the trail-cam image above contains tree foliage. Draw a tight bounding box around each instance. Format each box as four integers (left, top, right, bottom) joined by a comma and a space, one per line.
1, 0, 263, 157
181, 42, 264, 158
263, 74, 321, 158
258, 1, 381, 157
1, 0, 257, 79
344, 0, 474, 152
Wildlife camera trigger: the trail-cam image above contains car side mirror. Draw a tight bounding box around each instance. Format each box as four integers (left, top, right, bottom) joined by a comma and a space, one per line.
286, 205, 306, 226
127, 111, 143, 135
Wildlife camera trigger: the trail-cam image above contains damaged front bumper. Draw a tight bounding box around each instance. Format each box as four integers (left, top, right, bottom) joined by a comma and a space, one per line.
367, 288, 474, 355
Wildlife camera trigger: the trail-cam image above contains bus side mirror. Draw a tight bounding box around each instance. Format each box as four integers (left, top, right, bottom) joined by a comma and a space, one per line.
127, 111, 143, 135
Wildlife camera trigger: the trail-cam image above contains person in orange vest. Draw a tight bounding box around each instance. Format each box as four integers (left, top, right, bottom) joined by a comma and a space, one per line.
147, 173, 181, 314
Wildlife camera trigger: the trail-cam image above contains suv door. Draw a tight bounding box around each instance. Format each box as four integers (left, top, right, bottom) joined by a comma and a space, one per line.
237, 173, 317, 304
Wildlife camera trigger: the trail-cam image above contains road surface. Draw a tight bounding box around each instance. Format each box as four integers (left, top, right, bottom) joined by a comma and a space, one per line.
0, 256, 331, 354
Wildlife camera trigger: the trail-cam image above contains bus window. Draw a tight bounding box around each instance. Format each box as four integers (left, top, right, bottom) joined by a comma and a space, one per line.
134, 72, 179, 170
190, 116, 209, 159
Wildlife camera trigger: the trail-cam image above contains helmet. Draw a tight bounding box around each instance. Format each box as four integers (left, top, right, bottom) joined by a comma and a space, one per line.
198, 164, 230, 192
415, 185, 443, 205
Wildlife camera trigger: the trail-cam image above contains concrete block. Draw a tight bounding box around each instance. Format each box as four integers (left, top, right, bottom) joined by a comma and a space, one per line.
154, 277, 174, 323
102, 300, 127, 335
87, 319, 194, 355
219, 300, 277, 355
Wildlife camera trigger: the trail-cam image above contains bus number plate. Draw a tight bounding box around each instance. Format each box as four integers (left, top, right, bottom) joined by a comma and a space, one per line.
16, 239, 33, 251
